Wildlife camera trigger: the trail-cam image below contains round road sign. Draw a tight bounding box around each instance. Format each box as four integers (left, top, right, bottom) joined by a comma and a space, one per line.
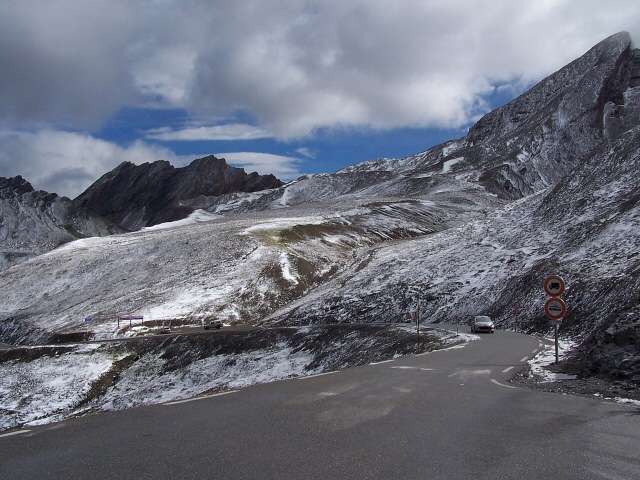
544, 275, 566, 297
545, 298, 566, 320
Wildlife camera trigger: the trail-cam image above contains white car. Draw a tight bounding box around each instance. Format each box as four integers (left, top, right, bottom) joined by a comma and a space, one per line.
470, 315, 494, 333
204, 320, 223, 330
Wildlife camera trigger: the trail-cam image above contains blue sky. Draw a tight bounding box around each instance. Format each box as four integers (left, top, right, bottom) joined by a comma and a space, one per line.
1, 1, 640, 198
98, 106, 472, 176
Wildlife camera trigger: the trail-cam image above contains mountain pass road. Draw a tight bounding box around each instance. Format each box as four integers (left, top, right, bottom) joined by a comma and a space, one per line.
1, 327, 639, 479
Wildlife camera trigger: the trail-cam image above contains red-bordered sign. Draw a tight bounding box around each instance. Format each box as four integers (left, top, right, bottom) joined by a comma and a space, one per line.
514, 301, 522, 317
545, 298, 566, 320
544, 275, 565, 297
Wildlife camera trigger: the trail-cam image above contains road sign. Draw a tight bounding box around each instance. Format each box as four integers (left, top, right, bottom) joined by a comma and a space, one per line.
544, 275, 565, 297
514, 301, 522, 316
545, 298, 566, 320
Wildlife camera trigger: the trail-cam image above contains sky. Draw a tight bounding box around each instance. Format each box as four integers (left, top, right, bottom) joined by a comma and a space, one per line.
1, 0, 640, 198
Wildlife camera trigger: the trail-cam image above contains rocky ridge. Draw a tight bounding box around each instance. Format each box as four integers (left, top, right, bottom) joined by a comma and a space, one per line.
75, 155, 283, 230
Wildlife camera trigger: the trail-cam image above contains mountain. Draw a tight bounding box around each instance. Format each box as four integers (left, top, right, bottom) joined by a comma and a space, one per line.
75, 155, 284, 230
0, 176, 124, 271
197, 31, 635, 214
0, 32, 638, 389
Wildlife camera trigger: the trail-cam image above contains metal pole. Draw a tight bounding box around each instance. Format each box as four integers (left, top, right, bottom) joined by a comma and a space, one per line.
416, 300, 421, 353
554, 323, 559, 364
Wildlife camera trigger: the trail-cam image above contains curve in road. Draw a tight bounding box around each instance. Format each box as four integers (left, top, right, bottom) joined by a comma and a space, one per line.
1, 329, 639, 479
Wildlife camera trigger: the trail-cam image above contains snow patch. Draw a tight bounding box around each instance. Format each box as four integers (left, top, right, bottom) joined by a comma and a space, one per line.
528, 339, 578, 382
442, 157, 464, 173
0, 348, 117, 430
99, 343, 318, 410
280, 252, 298, 284
142, 210, 222, 231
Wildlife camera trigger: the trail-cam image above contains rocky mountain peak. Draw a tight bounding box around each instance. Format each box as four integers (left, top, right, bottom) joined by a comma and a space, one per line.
75, 155, 284, 230
0, 176, 35, 196
306, 33, 639, 205
461, 32, 636, 199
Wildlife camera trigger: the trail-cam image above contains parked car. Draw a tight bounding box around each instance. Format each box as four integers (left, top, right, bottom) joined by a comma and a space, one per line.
470, 315, 494, 333
204, 320, 223, 330
160, 325, 171, 334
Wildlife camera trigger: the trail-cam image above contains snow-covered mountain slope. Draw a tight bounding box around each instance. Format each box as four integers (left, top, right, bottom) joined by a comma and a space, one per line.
0, 176, 124, 271
0, 192, 497, 344
1, 32, 639, 386
339, 32, 639, 199
269, 124, 640, 377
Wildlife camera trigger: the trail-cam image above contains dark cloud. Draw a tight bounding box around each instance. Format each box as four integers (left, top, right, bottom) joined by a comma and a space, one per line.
0, 1, 141, 128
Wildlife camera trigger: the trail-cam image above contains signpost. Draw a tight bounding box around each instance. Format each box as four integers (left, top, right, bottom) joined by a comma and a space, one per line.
415, 300, 421, 353
513, 301, 522, 332
406, 299, 423, 353
544, 276, 566, 363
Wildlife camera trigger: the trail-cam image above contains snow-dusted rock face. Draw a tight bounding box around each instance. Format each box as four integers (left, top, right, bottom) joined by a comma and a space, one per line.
0, 176, 124, 271
75, 155, 283, 230
338, 32, 637, 202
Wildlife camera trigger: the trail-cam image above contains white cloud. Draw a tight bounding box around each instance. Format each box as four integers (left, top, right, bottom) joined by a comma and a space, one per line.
186, 0, 640, 138
0, 130, 181, 198
0, 0, 139, 128
145, 123, 273, 141
296, 147, 318, 159
217, 152, 303, 181
2, 0, 639, 137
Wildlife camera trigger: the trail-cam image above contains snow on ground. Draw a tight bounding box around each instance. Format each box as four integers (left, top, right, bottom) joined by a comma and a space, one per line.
0, 345, 118, 431
442, 157, 464, 173
0, 327, 468, 431
99, 342, 319, 411
142, 209, 222, 231
527, 338, 578, 382
1, 193, 492, 344
611, 397, 640, 406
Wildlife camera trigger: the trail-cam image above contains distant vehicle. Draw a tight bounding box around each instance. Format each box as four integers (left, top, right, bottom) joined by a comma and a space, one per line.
204, 320, 223, 330
160, 325, 171, 334
470, 315, 494, 333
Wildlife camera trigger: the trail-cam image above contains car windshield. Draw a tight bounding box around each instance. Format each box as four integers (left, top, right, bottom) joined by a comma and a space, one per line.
476, 317, 491, 323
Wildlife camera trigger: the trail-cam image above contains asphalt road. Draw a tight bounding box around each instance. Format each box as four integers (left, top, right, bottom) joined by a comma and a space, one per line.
1, 328, 639, 479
